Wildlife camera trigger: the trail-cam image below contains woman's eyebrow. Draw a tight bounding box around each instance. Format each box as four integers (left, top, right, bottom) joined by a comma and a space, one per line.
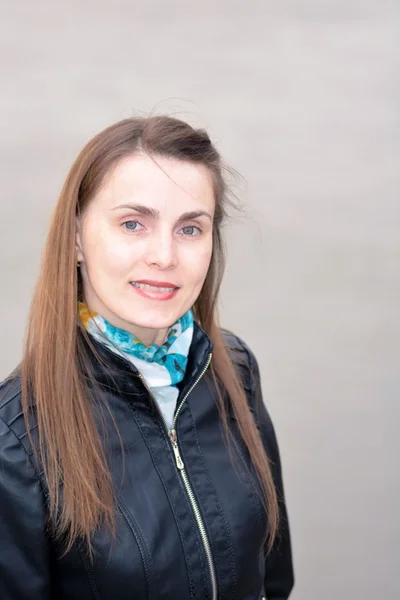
111, 203, 158, 218
177, 210, 212, 222
112, 203, 212, 222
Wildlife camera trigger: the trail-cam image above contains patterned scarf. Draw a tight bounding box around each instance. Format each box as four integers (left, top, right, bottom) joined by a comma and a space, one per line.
78, 302, 194, 428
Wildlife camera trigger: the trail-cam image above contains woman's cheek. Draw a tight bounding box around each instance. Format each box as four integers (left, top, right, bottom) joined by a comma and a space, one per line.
198, 245, 213, 277
99, 234, 141, 270
186, 239, 212, 270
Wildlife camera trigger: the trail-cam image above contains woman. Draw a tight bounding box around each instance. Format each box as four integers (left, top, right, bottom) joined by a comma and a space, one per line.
0, 116, 294, 599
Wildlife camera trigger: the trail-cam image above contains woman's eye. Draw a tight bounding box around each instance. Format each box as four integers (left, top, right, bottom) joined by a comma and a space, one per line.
123, 220, 143, 232
180, 225, 201, 237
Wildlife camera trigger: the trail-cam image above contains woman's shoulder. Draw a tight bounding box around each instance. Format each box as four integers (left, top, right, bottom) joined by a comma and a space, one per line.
0, 368, 33, 450
220, 328, 261, 391
221, 329, 280, 460
221, 328, 258, 360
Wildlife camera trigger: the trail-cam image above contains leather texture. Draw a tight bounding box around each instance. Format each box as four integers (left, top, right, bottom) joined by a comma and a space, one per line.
0, 324, 294, 599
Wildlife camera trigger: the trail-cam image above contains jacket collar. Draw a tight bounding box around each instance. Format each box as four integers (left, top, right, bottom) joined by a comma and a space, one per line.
79, 321, 213, 393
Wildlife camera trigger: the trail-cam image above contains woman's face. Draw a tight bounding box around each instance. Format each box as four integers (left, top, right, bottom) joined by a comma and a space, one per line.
76, 154, 215, 345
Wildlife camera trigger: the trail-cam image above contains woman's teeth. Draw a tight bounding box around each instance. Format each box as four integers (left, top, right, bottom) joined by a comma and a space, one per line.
131, 282, 175, 292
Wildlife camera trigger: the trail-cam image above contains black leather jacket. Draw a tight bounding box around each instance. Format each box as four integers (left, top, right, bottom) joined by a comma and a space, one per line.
0, 325, 294, 599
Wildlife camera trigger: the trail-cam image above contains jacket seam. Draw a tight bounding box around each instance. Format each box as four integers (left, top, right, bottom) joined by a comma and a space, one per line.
183, 402, 238, 600
116, 493, 156, 600
0, 414, 44, 488
0, 387, 22, 412
124, 402, 198, 600
76, 542, 101, 600
228, 419, 265, 530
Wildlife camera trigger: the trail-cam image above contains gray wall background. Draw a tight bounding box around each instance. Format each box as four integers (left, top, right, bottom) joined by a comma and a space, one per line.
0, 2, 399, 598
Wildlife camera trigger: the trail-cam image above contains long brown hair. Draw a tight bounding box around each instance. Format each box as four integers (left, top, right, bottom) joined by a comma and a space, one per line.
21, 116, 278, 555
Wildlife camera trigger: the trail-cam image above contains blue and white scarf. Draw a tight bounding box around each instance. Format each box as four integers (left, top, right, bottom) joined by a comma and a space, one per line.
79, 302, 194, 428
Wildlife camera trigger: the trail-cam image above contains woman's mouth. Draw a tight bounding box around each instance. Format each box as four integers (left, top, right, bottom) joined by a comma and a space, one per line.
131, 282, 176, 292
130, 280, 179, 301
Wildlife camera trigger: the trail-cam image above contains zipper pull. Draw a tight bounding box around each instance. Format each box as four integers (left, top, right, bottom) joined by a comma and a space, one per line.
168, 429, 184, 470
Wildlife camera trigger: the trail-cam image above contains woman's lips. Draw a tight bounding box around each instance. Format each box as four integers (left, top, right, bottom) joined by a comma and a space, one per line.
130, 280, 179, 301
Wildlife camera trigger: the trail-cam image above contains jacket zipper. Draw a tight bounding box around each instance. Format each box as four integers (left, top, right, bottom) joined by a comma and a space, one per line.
138, 352, 217, 600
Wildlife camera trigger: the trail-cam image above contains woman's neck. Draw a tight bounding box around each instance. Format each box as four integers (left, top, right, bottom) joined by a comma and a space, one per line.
132, 325, 168, 347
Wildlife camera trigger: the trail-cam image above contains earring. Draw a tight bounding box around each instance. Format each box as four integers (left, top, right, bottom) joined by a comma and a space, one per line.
77, 261, 81, 268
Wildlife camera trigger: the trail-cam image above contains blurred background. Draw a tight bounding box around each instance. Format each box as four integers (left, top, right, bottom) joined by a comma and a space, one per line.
0, 1, 399, 598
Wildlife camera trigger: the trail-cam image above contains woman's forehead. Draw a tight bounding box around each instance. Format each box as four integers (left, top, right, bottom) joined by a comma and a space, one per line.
92, 154, 216, 216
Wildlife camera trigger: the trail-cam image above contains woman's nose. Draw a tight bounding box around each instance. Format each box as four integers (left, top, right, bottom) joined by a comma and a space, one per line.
144, 233, 177, 269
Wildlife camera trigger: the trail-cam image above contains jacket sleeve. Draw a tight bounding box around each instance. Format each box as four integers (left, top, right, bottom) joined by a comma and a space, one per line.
247, 347, 295, 600
0, 416, 52, 599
